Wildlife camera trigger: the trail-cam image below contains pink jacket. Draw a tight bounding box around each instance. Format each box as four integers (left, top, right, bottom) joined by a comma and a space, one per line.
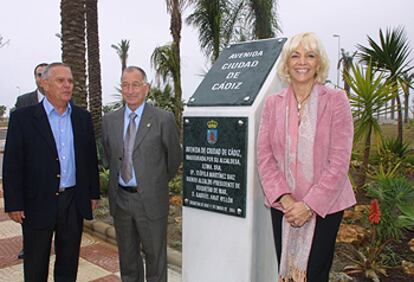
257, 84, 356, 218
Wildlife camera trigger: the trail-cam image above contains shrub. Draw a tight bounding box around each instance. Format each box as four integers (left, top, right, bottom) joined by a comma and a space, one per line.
99, 167, 110, 197
169, 171, 183, 195
365, 177, 414, 241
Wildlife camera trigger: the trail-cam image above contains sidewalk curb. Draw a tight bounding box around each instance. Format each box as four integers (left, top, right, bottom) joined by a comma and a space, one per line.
83, 219, 182, 271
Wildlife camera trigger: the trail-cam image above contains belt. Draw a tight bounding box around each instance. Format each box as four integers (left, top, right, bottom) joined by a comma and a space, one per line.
58, 185, 75, 193
119, 184, 138, 193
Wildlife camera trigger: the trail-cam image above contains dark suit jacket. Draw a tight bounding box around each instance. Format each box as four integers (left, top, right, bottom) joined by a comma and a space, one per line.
102, 103, 182, 220
3, 103, 100, 229
15, 90, 39, 108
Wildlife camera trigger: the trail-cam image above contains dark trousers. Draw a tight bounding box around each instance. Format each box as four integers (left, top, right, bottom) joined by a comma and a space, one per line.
23, 188, 83, 282
271, 208, 343, 282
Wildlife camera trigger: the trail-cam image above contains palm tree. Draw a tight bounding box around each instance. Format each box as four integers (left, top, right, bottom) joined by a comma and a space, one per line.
60, 0, 87, 108
357, 27, 413, 144
187, 0, 280, 62
165, 0, 193, 131
338, 48, 356, 94
401, 72, 413, 123
111, 39, 130, 74
246, 0, 280, 39
86, 0, 103, 138
147, 84, 176, 113
151, 43, 182, 126
345, 62, 398, 187
186, 0, 229, 62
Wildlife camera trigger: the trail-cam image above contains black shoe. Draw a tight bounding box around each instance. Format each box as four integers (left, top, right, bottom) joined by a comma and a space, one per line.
18, 249, 24, 259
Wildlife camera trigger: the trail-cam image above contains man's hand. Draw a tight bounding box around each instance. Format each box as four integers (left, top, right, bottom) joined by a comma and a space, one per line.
91, 199, 99, 211
8, 211, 25, 223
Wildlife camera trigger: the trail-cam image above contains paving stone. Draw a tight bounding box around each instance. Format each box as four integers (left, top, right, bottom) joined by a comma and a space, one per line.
0, 263, 24, 282
0, 191, 182, 282
0, 220, 21, 239
80, 242, 120, 273
73, 257, 112, 282
0, 236, 23, 268
0, 212, 9, 222
90, 274, 121, 282
81, 232, 98, 247
168, 267, 182, 282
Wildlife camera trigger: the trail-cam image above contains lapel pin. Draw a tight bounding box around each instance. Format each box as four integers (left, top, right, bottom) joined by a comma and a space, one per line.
147, 123, 151, 128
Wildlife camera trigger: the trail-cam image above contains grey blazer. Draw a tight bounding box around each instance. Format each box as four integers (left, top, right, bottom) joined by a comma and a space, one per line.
15, 90, 39, 109
102, 103, 182, 219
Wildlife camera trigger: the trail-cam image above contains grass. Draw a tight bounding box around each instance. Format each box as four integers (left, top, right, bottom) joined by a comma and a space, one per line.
353, 122, 414, 156
380, 122, 414, 147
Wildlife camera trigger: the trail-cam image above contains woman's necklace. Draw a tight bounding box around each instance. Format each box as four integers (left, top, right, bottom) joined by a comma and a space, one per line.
295, 92, 312, 113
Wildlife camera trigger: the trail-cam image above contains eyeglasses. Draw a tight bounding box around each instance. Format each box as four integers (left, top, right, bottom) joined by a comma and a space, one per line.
121, 81, 147, 89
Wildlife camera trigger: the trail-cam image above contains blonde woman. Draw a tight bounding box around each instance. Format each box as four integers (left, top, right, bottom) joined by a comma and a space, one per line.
257, 32, 356, 282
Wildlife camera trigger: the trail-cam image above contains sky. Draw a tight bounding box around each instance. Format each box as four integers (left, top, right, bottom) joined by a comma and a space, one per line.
0, 0, 413, 114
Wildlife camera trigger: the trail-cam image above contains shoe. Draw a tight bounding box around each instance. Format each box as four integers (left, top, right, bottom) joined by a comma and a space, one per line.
18, 249, 24, 259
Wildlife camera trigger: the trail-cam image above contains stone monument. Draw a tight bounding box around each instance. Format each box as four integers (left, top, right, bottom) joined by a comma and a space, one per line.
182, 38, 286, 282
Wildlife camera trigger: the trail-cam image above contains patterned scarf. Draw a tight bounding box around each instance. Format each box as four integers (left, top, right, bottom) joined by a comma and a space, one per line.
278, 85, 318, 282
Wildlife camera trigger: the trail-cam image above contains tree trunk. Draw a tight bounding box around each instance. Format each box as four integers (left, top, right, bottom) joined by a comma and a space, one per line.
403, 87, 410, 124
61, 0, 87, 108
169, 0, 183, 133
343, 66, 351, 95
390, 97, 395, 120
396, 94, 403, 145
359, 125, 372, 188
86, 0, 103, 138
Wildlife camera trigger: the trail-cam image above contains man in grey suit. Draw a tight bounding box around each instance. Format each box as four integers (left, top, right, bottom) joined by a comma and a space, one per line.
102, 66, 182, 282
13, 62, 47, 259
15, 63, 48, 108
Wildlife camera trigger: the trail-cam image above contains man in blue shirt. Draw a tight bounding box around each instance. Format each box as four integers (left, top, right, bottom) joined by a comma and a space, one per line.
3, 62, 100, 281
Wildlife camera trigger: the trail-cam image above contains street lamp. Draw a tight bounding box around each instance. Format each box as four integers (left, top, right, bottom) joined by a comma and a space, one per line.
333, 34, 341, 89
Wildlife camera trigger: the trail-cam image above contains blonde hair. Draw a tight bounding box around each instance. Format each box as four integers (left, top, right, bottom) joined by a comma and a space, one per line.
277, 32, 329, 84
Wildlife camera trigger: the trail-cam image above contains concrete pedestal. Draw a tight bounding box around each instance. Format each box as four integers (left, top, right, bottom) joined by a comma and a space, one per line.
182, 38, 286, 282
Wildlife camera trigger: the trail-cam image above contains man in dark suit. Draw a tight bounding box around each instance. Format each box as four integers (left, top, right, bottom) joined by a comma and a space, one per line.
15, 63, 48, 108
3, 62, 100, 281
14, 62, 48, 260
102, 66, 182, 282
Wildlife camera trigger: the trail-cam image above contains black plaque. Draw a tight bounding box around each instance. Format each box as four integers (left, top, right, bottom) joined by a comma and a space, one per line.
183, 117, 247, 217
187, 38, 286, 107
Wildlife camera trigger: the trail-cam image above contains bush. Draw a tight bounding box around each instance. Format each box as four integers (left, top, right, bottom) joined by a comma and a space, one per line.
365, 177, 414, 241
169, 171, 183, 195
99, 167, 110, 197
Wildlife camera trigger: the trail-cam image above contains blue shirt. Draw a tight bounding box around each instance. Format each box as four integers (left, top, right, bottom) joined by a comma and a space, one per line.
43, 98, 76, 189
118, 103, 145, 187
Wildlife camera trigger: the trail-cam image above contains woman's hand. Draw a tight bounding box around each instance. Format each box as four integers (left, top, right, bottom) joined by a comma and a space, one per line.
284, 201, 313, 227
279, 194, 295, 211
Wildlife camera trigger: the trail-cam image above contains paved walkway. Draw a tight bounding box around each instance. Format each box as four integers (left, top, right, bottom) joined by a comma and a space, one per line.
0, 186, 182, 282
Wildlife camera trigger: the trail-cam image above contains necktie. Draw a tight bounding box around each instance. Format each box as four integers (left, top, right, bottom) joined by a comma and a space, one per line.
121, 112, 137, 183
